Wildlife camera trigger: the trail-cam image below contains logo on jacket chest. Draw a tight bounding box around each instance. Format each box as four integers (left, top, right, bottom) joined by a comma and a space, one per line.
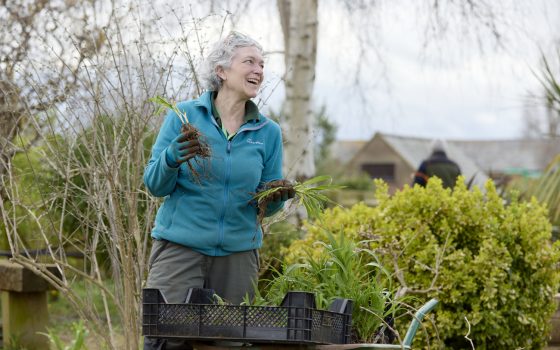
247, 138, 264, 145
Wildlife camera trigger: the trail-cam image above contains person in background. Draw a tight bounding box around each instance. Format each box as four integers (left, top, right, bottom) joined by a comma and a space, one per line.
143, 31, 294, 350
412, 139, 462, 189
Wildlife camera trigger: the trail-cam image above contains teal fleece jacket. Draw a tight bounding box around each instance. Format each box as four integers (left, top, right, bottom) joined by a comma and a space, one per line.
144, 92, 284, 256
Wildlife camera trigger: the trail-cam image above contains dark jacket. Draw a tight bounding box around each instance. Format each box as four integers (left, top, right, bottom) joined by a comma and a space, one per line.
412, 150, 461, 189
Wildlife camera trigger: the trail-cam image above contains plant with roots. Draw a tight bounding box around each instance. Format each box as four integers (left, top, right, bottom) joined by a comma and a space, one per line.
253, 175, 344, 225
150, 96, 211, 181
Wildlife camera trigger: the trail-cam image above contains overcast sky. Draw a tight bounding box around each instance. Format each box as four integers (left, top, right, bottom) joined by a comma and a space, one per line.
200, 1, 560, 141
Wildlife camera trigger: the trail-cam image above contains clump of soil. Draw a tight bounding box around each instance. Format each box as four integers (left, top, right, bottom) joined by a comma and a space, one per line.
255, 179, 295, 226
181, 123, 211, 182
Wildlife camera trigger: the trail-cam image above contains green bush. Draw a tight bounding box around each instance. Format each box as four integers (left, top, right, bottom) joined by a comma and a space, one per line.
285, 178, 560, 349
258, 220, 302, 283
334, 173, 374, 191
509, 155, 560, 227
0, 145, 58, 251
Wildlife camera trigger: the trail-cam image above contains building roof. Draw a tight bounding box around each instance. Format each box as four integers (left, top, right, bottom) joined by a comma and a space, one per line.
335, 133, 559, 184
330, 140, 367, 164
450, 139, 560, 175
380, 133, 489, 187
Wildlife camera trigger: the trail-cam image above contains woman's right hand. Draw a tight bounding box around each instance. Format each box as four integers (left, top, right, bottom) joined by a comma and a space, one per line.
165, 133, 201, 168
264, 179, 296, 202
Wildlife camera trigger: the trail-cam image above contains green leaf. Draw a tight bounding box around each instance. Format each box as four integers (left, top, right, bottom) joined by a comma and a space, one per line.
149, 95, 189, 124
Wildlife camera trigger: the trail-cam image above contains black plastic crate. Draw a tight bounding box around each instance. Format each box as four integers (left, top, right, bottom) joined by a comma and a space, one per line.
142, 288, 353, 344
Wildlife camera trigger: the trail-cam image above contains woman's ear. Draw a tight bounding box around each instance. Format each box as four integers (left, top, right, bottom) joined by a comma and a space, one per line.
216, 66, 227, 81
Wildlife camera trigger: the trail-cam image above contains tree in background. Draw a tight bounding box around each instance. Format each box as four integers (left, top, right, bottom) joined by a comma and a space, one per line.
0, 0, 107, 196
522, 98, 560, 138
277, 0, 318, 179
268, 105, 337, 173
314, 105, 337, 173
518, 50, 560, 231
0, 2, 212, 348
275, 0, 511, 180
523, 51, 560, 138
535, 52, 560, 226
536, 51, 560, 137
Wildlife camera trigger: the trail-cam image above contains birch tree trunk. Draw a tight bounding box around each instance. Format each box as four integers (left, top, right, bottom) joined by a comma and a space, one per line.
277, 0, 318, 180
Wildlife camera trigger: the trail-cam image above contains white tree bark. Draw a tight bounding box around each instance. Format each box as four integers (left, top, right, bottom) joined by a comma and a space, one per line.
278, 0, 318, 180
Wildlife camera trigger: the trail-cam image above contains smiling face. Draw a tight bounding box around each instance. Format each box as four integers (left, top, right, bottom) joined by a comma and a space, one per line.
217, 46, 264, 100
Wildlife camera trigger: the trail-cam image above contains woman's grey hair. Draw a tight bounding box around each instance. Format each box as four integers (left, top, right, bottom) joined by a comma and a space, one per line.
200, 31, 264, 91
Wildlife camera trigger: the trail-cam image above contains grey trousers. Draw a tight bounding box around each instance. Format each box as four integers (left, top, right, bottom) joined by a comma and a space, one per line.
143, 239, 259, 350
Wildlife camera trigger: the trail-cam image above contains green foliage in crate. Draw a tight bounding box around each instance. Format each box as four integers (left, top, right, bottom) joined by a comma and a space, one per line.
284, 178, 560, 349
254, 230, 400, 343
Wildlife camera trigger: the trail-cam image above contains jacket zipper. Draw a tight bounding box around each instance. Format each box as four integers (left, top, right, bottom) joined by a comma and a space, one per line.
214, 123, 267, 253
217, 140, 232, 252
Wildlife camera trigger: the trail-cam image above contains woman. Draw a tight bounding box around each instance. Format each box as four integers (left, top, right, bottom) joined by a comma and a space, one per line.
143, 32, 293, 349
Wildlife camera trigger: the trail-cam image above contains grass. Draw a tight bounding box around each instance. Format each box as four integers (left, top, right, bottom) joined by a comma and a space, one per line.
46, 280, 124, 349
40, 320, 88, 350
0, 280, 122, 349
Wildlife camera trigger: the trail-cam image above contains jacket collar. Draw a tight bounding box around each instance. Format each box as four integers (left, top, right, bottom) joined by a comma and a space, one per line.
195, 91, 261, 123
194, 91, 214, 112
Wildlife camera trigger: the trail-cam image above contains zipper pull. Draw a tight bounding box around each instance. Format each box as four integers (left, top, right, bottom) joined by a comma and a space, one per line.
227, 141, 231, 153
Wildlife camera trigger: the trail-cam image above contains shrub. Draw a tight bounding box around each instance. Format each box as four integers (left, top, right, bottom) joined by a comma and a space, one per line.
258, 220, 302, 283
284, 178, 560, 349
334, 174, 374, 191
510, 155, 560, 228
0, 145, 57, 251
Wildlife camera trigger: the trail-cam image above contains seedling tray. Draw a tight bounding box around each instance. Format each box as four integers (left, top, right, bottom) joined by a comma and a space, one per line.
142, 288, 353, 344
